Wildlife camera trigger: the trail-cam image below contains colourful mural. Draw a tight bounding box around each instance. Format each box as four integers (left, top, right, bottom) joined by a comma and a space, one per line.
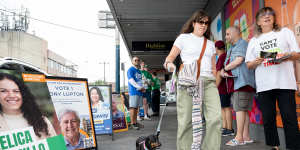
224, 0, 262, 125
224, 0, 260, 41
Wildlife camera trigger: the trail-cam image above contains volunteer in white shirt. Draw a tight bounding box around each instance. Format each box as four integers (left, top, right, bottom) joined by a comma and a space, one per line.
245, 7, 300, 150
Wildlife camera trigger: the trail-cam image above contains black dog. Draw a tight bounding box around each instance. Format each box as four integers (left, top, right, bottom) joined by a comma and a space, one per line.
136, 105, 167, 150
136, 134, 161, 150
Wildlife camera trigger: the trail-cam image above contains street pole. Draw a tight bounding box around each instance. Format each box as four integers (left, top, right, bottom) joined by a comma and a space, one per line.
123, 65, 125, 92
104, 62, 106, 83
99, 62, 109, 83
121, 62, 125, 92
115, 28, 120, 93
98, 10, 120, 93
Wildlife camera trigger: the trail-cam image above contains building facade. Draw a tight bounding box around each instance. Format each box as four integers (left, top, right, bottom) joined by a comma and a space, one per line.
47, 50, 77, 77
0, 31, 77, 77
0, 31, 48, 70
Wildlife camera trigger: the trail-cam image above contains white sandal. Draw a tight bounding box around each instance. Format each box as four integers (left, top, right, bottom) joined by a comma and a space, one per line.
226, 139, 246, 146
244, 139, 254, 144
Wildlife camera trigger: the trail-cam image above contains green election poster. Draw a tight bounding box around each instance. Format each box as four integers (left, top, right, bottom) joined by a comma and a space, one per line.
0, 127, 66, 150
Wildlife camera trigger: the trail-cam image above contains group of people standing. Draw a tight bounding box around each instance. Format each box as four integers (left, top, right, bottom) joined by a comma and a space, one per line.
127, 57, 161, 130
164, 7, 300, 150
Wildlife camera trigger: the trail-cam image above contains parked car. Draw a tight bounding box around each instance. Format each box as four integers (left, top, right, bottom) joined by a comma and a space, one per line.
0, 57, 49, 75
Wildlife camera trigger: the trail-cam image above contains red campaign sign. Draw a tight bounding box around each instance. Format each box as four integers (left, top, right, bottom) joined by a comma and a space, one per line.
112, 93, 128, 133
232, 97, 264, 125
112, 117, 127, 130
249, 98, 263, 124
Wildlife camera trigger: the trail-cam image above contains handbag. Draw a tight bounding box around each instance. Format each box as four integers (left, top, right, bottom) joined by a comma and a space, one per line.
178, 38, 207, 87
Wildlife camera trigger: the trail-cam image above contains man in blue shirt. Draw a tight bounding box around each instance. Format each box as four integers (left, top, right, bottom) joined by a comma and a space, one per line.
64, 134, 86, 150
222, 26, 256, 146
127, 56, 145, 130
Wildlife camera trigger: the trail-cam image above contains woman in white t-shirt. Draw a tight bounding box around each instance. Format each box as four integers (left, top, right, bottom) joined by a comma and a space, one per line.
0, 73, 56, 140
163, 10, 221, 150
245, 7, 300, 150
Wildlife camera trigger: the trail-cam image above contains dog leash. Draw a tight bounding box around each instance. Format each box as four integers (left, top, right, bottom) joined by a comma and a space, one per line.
155, 103, 167, 136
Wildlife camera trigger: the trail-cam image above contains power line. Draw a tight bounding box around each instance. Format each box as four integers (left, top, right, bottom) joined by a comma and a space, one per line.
30, 17, 114, 37
0, 8, 114, 38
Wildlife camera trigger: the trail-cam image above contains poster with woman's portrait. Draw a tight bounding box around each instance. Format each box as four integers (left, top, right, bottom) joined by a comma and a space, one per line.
0, 69, 66, 150
88, 85, 113, 135
46, 76, 97, 150
112, 93, 128, 133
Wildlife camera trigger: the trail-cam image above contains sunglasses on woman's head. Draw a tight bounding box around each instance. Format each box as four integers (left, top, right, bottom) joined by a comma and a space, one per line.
259, 11, 275, 17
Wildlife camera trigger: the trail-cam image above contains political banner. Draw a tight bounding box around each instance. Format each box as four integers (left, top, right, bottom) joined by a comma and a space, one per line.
112, 93, 128, 133
0, 127, 66, 150
88, 85, 113, 135
46, 76, 97, 149
0, 70, 66, 149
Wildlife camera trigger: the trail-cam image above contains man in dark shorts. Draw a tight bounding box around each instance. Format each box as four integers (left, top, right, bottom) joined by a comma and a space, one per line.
223, 26, 256, 146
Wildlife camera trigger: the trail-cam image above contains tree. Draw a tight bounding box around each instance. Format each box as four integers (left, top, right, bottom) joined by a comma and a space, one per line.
89, 79, 106, 85
120, 85, 128, 92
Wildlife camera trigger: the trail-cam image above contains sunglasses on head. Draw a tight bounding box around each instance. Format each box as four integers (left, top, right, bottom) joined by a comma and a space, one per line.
259, 11, 274, 17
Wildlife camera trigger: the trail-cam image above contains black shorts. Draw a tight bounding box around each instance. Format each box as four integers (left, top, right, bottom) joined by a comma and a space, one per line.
219, 94, 232, 108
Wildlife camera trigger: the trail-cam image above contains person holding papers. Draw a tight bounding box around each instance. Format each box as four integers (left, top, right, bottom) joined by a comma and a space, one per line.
246, 7, 300, 150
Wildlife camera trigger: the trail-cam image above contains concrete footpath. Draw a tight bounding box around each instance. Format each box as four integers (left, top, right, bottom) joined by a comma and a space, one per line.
96, 103, 271, 150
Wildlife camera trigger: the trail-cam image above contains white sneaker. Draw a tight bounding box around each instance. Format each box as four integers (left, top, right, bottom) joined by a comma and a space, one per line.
144, 115, 151, 120
137, 116, 142, 121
